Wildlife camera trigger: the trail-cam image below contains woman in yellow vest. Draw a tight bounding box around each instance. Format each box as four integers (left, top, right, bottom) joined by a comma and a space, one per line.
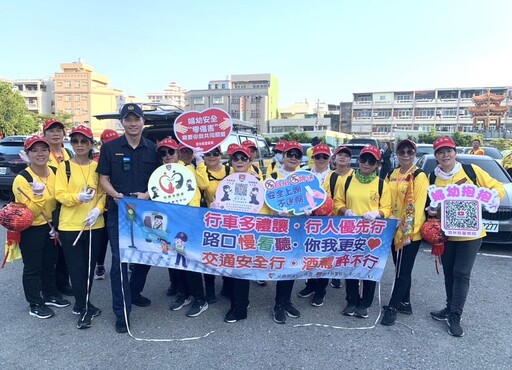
337, 145, 392, 318
13, 136, 71, 320
55, 126, 106, 329
381, 139, 428, 326
427, 136, 503, 337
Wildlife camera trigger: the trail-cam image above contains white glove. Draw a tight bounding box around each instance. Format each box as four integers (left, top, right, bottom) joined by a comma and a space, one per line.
77, 188, 95, 203
426, 206, 438, 217
193, 148, 204, 164
84, 207, 101, 226
488, 196, 500, 213
49, 228, 58, 240
344, 209, 355, 217
19, 150, 30, 164
363, 210, 380, 221
30, 181, 45, 196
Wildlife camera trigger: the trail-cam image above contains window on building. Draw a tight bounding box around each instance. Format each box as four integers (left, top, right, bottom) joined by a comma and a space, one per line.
75, 109, 81, 115
375, 125, 391, 133
193, 97, 205, 104
353, 109, 372, 118
75, 95, 81, 102
415, 91, 435, 101
65, 81, 71, 88
231, 111, 240, 119
440, 108, 458, 117
395, 93, 413, 102
66, 108, 72, 115
65, 95, 71, 102
373, 109, 392, 119
76, 81, 81, 88
212, 97, 224, 104
271, 126, 284, 133
396, 109, 412, 118
438, 91, 458, 100
355, 94, 372, 103
250, 110, 260, 118
416, 108, 435, 117
57, 82, 62, 86
231, 96, 240, 104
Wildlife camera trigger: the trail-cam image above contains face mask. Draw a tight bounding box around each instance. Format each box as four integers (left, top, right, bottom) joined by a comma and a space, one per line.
275, 153, 283, 163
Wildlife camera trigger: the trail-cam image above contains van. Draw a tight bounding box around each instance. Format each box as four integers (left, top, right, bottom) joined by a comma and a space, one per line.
94, 104, 274, 175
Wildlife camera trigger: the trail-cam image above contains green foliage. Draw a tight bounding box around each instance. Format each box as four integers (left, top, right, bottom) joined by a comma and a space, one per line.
451, 131, 481, 147
0, 81, 39, 135
489, 138, 512, 151
417, 128, 439, 144
281, 132, 318, 143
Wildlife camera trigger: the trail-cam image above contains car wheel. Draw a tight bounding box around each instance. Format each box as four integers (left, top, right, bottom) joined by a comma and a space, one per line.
0, 190, 13, 201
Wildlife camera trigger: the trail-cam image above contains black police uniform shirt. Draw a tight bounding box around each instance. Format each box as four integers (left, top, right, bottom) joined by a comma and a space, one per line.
97, 135, 159, 210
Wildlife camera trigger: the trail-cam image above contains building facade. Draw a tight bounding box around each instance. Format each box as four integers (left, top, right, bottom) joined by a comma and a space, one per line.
351, 87, 512, 139
147, 81, 187, 109
186, 73, 278, 134
53, 59, 122, 138
13, 79, 54, 115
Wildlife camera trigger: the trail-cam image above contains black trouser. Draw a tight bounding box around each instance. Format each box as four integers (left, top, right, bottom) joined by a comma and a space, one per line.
204, 274, 231, 296
345, 279, 376, 308
19, 224, 59, 306
441, 238, 481, 315
95, 225, 109, 266
106, 210, 131, 318
130, 263, 151, 298
275, 280, 295, 307
226, 277, 249, 319
176, 270, 206, 303
388, 240, 421, 308
168, 268, 178, 285
60, 228, 105, 311
55, 244, 70, 290
305, 278, 329, 298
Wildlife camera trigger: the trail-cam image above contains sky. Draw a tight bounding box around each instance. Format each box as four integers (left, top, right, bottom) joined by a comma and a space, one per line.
1, 0, 511, 107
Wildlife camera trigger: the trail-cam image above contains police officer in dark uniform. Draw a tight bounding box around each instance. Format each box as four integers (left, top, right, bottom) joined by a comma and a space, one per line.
97, 103, 159, 333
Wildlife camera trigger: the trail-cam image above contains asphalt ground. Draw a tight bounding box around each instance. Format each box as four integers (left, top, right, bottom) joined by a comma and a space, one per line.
0, 223, 511, 369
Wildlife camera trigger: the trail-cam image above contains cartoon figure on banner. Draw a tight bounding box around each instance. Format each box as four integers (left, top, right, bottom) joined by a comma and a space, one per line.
174, 232, 188, 268
264, 170, 327, 215
221, 185, 232, 201
148, 163, 197, 204
249, 187, 260, 205
160, 239, 171, 260
140, 212, 169, 244
151, 186, 160, 199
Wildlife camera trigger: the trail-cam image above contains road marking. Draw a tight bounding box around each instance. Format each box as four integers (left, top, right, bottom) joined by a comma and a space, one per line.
479, 252, 512, 259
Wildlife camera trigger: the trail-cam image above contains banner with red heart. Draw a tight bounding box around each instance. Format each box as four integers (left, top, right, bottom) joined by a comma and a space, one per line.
174, 108, 232, 152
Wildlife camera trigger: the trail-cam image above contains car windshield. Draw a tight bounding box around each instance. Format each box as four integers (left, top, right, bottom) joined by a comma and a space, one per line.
464, 147, 502, 159
422, 156, 511, 183
0, 144, 23, 155
415, 146, 434, 158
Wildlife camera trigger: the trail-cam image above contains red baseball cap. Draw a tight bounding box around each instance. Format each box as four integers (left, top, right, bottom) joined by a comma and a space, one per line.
433, 136, 456, 152
312, 144, 331, 156
241, 140, 257, 150
100, 129, 119, 143
70, 125, 93, 139
360, 145, 382, 161
43, 118, 65, 132
227, 143, 239, 156
334, 146, 352, 156
274, 140, 287, 152
157, 138, 178, 151
230, 144, 251, 157
24, 135, 49, 151
396, 139, 417, 151
284, 141, 303, 154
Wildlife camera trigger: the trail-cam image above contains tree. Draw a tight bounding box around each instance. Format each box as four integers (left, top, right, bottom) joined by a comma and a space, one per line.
0, 81, 39, 136
489, 138, 512, 151
282, 132, 318, 143
417, 128, 439, 144
33, 113, 73, 131
451, 131, 481, 147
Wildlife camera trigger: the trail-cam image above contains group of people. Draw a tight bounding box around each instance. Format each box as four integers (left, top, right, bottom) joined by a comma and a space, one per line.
12, 103, 504, 338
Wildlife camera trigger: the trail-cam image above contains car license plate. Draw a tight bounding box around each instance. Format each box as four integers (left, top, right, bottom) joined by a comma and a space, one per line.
0, 167, 6, 175
483, 220, 499, 233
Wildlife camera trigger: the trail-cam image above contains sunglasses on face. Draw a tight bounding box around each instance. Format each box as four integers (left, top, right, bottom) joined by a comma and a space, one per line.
285, 151, 302, 159
313, 154, 330, 160
204, 151, 221, 157
158, 148, 176, 157
71, 138, 90, 145
397, 149, 416, 156
179, 148, 193, 155
231, 154, 250, 162
359, 156, 377, 166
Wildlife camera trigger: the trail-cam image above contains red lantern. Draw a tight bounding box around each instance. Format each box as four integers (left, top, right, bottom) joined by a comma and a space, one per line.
0, 202, 34, 268
313, 196, 334, 216
421, 218, 447, 274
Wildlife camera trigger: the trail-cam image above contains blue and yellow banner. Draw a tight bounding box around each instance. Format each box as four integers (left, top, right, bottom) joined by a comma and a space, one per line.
118, 199, 397, 282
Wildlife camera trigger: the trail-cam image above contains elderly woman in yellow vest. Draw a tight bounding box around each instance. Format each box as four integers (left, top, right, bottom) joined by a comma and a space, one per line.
55, 126, 106, 329
337, 145, 392, 319
427, 136, 503, 337
381, 139, 428, 326
13, 136, 71, 320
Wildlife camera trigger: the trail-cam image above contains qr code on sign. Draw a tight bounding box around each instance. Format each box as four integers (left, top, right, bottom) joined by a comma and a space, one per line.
235, 183, 248, 196
444, 200, 479, 231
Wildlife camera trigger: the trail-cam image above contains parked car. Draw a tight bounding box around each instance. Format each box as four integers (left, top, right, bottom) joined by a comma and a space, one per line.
348, 138, 379, 147
0, 136, 27, 200
94, 103, 274, 175
340, 143, 368, 169
416, 154, 512, 245
463, 147, 503, 159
